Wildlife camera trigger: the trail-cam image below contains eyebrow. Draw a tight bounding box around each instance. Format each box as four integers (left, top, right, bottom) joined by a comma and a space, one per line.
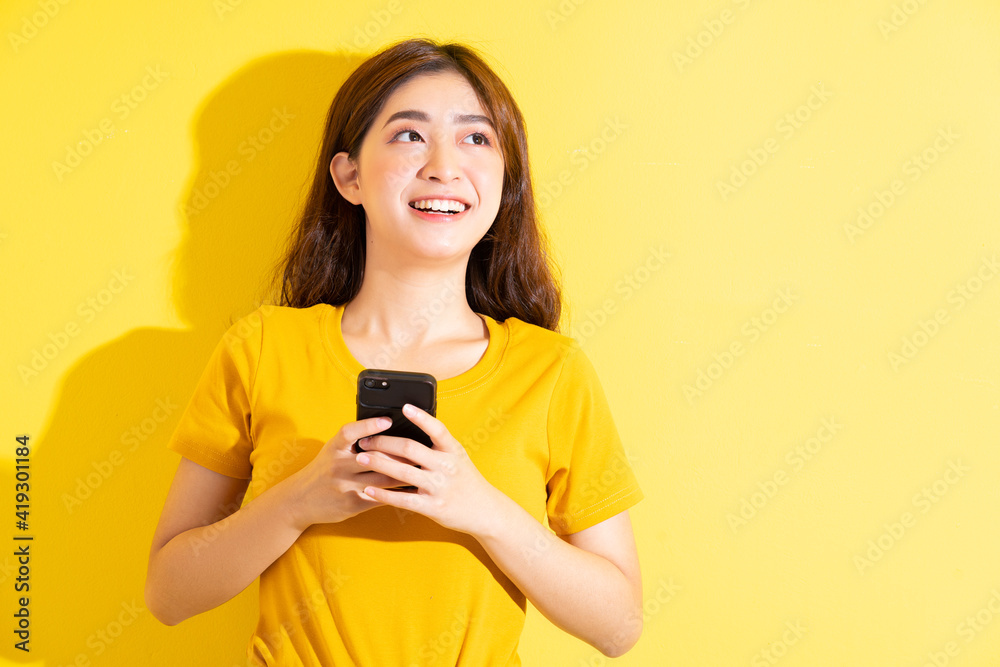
381, 109, 495, 130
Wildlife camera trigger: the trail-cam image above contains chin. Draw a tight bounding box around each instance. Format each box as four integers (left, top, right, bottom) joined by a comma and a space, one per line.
388, 237, 467, 263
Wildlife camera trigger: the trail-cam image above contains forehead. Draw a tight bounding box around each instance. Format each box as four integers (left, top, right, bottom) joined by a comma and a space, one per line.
379, 70, 487, 118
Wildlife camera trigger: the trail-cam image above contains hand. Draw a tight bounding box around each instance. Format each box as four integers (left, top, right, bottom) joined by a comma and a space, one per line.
354, 403, 505, 536
282, 416, 413, 531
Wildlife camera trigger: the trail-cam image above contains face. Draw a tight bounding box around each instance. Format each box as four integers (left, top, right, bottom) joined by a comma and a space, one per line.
330, 70, 505, 266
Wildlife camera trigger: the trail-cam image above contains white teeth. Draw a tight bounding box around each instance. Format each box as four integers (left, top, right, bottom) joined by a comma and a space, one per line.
411, 199, 467, 213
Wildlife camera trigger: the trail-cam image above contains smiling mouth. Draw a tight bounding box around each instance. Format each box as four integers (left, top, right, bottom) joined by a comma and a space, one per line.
409, 199, 469, 214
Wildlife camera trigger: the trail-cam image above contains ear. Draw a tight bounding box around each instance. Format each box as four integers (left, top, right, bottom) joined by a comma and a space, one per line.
330, 152, 362, 205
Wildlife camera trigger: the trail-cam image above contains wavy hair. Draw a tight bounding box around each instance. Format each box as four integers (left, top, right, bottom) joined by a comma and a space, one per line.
268, 38, 561, 330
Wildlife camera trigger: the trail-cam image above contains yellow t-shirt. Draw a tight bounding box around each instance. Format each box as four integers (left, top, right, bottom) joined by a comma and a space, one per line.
166, 303, 643, 666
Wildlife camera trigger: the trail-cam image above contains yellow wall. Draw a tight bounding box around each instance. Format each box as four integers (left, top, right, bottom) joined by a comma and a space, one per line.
4, 0, 1000, 664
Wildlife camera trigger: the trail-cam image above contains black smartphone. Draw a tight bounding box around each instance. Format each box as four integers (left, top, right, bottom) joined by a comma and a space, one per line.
356, 368, 437, 451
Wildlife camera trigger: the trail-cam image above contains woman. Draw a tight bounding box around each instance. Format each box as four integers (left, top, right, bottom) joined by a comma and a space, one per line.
146, 38, 644, 665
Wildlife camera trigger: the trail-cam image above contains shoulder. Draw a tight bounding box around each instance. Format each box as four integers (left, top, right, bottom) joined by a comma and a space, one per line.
496, 315, 589, 374
240, 302, 330, 326
225, 303, 330, 339
215, 304, 331, 364
499, 314, 574, 351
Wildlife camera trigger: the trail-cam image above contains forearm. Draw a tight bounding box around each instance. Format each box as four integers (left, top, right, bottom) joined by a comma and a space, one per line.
473, 493, 641, 656
353, 405, 642, 653
146, 480, 304, 625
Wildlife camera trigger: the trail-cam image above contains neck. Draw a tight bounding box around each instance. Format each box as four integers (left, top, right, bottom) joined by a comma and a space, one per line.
342, 258, 479, 346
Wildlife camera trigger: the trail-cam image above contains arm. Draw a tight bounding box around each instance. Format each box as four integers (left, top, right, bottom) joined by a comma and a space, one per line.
356, 404, 643, 656
145, 416, 401, 625
144, 457, 303, 625
477, 504, 643, 657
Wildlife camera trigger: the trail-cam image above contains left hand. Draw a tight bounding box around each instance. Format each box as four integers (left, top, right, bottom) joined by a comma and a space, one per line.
354, 403, 504, 536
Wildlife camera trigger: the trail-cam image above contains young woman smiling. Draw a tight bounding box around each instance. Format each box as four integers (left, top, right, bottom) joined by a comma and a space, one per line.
146, 38, 644, 666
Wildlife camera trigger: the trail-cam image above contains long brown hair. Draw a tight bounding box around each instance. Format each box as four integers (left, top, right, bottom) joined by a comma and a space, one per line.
268, 38, 561, 331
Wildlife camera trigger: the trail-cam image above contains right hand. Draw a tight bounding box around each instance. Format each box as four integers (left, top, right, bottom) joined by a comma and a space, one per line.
283, 416, 404, 530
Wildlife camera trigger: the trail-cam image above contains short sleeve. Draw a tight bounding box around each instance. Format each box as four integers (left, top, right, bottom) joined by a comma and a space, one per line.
165, 311, 264, 479
545, 340, 643, 535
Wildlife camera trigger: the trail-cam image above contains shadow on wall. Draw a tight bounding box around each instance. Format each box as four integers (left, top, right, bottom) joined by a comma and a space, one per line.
11, 50, 364, 666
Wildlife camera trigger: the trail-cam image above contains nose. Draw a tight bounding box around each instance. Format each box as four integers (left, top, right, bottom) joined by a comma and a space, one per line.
418, 135, 460, 183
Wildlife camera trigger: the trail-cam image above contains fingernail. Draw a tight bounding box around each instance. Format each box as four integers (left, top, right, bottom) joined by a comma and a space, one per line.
357, 453, 370, 464
402, 403, 414, 415
378, 417, 392, 428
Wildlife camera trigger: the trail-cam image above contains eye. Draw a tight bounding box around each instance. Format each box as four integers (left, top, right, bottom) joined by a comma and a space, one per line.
392, 128, 423, 143
462, 132, 492, 146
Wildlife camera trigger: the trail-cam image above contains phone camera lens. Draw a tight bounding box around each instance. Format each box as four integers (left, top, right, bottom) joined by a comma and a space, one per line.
363, 379, 375, 388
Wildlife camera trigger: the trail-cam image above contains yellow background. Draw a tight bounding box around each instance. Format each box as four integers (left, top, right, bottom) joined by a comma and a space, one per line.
4, 0, 1000, 664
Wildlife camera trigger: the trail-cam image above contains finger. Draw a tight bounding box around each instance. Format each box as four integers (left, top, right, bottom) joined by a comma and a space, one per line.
355, 442, 416, 467
401, 404, 452, 451
357, 470, 413, 490
341, 441, 414, 476
360, 434, 435, 468
338, 416, 392, 451
362, 485, 423, 511
356, 450, 424, 488
355, 435, 417, 460
339, 445, 406, 476
352, 436, 415, 456
369, 448, 417, 467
